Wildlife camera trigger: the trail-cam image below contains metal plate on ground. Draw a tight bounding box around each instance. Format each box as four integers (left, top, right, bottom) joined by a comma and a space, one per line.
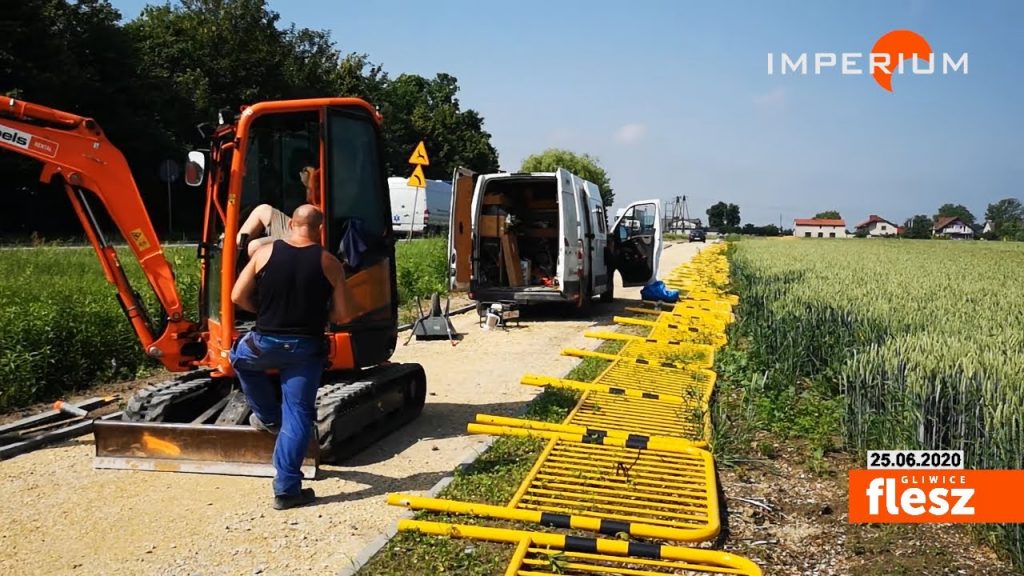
93, 420, 317, 479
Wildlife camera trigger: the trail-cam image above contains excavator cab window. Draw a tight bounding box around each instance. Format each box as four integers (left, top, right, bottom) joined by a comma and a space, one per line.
239, 111, 320, 227
325, 108, 391, 269
323, 106, 397, 334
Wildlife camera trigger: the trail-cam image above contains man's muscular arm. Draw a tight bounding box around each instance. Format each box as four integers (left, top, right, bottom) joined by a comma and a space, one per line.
322, 251, 352, 324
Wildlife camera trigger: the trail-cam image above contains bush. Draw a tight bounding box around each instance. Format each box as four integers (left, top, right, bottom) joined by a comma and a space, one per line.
0, 246, 198, 410
0, 238, 451, 409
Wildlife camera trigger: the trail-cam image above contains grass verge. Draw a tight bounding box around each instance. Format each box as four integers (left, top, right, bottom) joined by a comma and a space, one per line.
355, 340, 623, 575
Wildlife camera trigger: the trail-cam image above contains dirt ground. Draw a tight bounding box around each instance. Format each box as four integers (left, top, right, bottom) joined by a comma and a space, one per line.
716, 442, 1021, 576
0, 242, 703, 576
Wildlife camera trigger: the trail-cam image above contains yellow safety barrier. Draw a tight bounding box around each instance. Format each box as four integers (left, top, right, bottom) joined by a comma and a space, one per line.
614, 316, 729, 348
623, 306, 729, 333
636, 299, 735, 322
583, 331, 716, 368
565, 389, 710, 444
397, 520, 763, 576
467, 423, 698, 454
381, 242, 767, 575
522, 364, 713, 405
473, 414, 699, 449
560, 348, 718, 386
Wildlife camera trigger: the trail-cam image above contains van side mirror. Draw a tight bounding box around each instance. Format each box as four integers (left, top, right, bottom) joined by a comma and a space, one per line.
184, 151, 206, 187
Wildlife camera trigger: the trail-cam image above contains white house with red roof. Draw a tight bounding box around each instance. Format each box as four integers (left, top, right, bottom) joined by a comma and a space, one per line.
793, 218, 848, 238
854, 214, 900, 237
933, 216, 974, 239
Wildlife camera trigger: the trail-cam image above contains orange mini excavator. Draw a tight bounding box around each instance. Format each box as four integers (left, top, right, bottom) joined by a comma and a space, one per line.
0, 97, 426, 477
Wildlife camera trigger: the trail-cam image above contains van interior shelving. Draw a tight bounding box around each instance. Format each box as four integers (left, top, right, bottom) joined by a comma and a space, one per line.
476, 177, 560, 290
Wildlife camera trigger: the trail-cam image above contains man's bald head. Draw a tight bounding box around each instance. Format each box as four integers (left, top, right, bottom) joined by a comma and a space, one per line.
288, 204, 324, 241
292, 204, 323, 228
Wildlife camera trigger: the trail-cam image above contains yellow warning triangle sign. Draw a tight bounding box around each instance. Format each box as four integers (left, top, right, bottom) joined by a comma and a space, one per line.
408, 141, 429, 166
407, 165, 426, 188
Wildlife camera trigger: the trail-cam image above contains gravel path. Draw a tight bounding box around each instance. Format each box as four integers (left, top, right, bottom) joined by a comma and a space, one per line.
0, 242, 701, 576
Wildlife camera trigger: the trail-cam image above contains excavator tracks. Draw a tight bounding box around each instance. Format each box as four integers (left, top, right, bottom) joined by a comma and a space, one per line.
93, 362, 427, 475
316, 362, 427, 463
122, 370, 226, 423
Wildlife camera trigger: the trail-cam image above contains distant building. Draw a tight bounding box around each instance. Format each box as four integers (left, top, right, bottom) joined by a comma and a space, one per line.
933, 216, 974, 239
982, 220, 994, 235
794, 218, 848, 238
854, 214, 899, 237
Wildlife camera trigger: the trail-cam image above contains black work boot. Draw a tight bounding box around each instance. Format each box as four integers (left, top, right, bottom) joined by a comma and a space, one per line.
274, 488, 316, 510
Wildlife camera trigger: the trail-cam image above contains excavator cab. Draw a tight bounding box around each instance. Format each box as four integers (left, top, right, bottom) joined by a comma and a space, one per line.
0, 96, 426, 477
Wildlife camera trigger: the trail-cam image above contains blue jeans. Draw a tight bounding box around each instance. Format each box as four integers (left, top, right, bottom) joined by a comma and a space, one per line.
229, 331, 325, 496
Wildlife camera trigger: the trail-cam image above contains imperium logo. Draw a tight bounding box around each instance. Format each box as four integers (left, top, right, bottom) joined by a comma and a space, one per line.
767, 30, 969, 92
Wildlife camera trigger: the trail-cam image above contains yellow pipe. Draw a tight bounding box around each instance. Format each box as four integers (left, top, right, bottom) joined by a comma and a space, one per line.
397, 520, 763, 575
583, 330, 642, 342
505, 539, 530, 576
520, 374, 693, 404
466, 423, 703, 455
474, 414, 697, 449
386, 494, 717, 543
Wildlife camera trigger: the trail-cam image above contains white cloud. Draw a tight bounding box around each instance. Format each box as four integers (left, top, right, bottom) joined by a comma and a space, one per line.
753, 87, 787, 111
615, 123, 648, 144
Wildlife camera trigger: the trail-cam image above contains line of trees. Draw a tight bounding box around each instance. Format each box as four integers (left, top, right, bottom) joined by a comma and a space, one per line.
1, 0, 500, 240
899, 199, 1024, 241
701, 199, 1024, 241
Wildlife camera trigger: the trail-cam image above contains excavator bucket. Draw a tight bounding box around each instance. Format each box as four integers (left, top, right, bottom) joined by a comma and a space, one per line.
92, 420, 318, 479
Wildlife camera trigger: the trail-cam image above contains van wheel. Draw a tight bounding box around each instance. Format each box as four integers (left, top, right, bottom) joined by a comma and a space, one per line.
575, 278, 592, 317
600, 268, 614, 303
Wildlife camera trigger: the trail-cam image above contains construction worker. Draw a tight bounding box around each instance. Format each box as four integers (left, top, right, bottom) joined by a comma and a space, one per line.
229, 204, 350, 510
237, 165, 321, 258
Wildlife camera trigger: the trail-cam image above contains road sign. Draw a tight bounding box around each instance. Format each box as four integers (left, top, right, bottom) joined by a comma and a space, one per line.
408, 165, 426, 188
408, 141, 429, 166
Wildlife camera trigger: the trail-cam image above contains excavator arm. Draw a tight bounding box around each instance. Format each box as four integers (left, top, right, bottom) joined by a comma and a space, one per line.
0, 98, 200, 369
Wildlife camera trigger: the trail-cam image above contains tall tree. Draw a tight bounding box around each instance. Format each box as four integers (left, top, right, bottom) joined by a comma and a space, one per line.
934, 203, 976, 227
725, 203, 741, 228
520, 149, 614, 207
902, 215, 933, 239
984, 198, 1023, 233
0, 0, 155, 238
814, 210, 841, 220
379, 73, 499, 181
706, 202, 728, 229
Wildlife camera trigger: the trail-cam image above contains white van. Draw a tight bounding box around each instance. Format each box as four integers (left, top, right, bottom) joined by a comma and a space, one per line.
388, 177, 451, 236
447, 167, 663, 312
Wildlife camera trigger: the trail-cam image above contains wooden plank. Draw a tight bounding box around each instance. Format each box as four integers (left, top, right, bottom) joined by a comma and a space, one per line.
0, 396, 115, 435
502, 234, 524, 287
0, 412, 123, 460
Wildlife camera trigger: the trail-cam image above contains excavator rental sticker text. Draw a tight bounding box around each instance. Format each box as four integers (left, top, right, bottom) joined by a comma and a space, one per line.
0, 122, 59, 157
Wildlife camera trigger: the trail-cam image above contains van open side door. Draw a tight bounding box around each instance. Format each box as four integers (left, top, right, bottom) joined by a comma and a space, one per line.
556, 168, 582, 291
583, 182, 608, 291
447, 167, 475, 291
609, 199, 663, 287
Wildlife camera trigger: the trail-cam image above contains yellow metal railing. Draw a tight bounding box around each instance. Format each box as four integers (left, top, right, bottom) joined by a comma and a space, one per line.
385, 243, 764, 575
397, 520, 763, 576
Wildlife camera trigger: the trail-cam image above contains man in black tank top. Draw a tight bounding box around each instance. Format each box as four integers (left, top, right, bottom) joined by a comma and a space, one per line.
229, 204, 351, 510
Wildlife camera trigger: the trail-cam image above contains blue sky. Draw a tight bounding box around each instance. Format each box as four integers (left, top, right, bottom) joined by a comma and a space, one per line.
111, 0, 1024, 228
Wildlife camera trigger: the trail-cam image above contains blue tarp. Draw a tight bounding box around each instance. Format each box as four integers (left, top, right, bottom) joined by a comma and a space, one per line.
640, 280, 679, 303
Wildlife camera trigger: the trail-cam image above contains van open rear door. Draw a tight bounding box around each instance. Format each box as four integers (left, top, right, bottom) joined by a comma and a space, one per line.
609, 199, 663, 287
447, 167, 475, 291
556, 168, 582, 291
